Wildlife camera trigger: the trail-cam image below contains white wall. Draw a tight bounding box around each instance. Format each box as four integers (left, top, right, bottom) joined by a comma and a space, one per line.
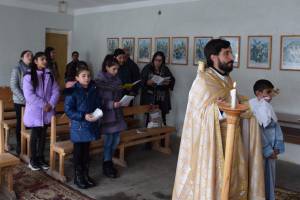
73, 0, 300, 131
73, 0, 300, 164
0, 5, 73, 85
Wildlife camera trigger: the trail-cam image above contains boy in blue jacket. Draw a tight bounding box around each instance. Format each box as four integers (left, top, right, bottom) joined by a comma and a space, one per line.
64, 62, 101, 189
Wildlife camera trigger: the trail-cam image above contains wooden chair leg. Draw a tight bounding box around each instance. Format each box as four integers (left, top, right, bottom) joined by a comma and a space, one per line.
119, 145, 125, 163
59, 153, 65, 178
7, 168, 13, 192
4, 128, 10, 151
0, 124, 4, 154
26, 137, 30, 158
20, 134, 25, 156
152, 140, 161, 149
0, 168, 2, 185
164, 133, 171, 149
112, 145, 127, 167
152, 134, 172, 155
49, 148, 56, 171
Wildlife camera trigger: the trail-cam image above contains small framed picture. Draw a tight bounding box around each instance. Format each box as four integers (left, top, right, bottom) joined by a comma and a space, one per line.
171, 37, 189, 65
220, 36, 240, 68
122, 38, 135, 60
193, 37, 212, 65
247, 36, 272, 69
137, 38, 152, 63
155, 37, 170, 63
107, 38, 119, 54
280, 35, 300, 71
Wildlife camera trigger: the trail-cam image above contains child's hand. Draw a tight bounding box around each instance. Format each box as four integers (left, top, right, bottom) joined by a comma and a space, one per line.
85, 114, 97, 122
114, 102, 121, 108
44, 103, 52, 112
65, 81, 76, 88
269, 151, 278, 159
274, 149, 280, 155
147, 79, 155, 86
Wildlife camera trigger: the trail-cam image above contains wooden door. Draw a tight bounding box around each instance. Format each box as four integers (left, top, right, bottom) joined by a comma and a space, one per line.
45, 32, 68, 87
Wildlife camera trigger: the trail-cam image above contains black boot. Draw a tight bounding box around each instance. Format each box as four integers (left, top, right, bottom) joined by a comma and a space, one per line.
103, 161, 117, 178
109, 161, 118, 176
83, 164, 96, 187
74, 167, 89, 189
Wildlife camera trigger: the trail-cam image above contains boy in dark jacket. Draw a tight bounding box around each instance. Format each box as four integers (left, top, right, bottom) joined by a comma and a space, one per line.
64, 62, 101, 189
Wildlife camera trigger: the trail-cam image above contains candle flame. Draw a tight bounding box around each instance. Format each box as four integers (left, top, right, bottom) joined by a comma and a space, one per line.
233, 81, 236, 88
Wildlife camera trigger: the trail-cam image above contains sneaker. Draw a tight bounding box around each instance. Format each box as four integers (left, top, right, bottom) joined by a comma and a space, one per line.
28, 162, 40, 171
39, 160, 49, 170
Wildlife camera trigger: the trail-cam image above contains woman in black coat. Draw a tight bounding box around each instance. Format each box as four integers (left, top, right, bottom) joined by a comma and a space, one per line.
140, 51, 175, 125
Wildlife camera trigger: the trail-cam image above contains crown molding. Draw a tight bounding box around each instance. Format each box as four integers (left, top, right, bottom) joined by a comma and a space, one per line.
73, 0, 199, 16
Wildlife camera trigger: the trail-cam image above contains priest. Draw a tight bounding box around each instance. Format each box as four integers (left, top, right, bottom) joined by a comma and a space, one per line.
172, 39, 265, 200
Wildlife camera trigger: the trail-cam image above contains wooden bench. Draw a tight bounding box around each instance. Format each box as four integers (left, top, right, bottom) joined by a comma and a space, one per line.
0, 92, 20, 200
47, 105, 176, 182
47, 114, 104, 182
20, 101, 66, 163
277, 112, 300, 145
0, 87, 17, 152
0, 153, 20, 200
115, 105, 176, 167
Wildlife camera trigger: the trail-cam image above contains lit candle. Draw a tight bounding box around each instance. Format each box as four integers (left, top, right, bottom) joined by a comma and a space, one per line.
230, 82, 237, 108
198, 61, 205, 72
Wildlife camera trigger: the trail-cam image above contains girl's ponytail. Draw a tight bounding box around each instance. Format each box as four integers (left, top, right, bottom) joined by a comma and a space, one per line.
30, 52, 46, 92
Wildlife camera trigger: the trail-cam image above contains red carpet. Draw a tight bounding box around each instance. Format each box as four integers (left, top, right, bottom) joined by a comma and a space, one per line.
13, 164, 94, 200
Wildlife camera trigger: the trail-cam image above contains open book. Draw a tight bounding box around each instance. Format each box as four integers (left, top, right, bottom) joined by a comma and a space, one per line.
151, 75, 171, 85
122, 80, 141, 89
119, 95, 135, 107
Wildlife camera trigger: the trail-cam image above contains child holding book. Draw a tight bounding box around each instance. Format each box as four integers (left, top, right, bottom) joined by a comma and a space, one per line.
95, 55, 127, 178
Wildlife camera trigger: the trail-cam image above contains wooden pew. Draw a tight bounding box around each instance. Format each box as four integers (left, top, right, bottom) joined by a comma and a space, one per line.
0, 87, 20, 199
277, 112, 300, 145
47, 114, 104, 182
19, 101, 66, 163
0, 87, 16, 152
47, 105, 176, 182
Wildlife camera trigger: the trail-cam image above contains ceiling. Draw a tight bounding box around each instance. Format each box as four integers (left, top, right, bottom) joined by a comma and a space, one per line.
0, 0, 197, 15
16, 0, 153, 9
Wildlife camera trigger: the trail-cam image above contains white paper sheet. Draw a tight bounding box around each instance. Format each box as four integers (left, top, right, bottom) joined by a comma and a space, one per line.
119, 95, 135, 107
151, 75, 171, 85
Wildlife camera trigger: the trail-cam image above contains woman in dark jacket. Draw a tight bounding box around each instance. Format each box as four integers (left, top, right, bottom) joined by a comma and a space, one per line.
64, 62, 101, 189
95, 55, 127, 178
45, 47, 59, 81
140, 51, 175, 125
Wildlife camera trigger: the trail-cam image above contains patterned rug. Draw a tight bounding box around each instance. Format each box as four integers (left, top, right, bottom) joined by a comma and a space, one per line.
13, 164, 94, 200
276, 188, 300, 200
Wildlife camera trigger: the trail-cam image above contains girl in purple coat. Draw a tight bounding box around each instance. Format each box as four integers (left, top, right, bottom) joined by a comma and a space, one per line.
23, 52, 60, 171
96, 55, 127, 178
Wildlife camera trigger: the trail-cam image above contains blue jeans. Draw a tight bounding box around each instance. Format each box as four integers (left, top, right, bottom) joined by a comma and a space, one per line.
103, 132, 120, 161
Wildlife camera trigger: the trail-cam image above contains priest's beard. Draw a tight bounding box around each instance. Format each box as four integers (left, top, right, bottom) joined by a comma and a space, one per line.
219, 59, 234, 74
